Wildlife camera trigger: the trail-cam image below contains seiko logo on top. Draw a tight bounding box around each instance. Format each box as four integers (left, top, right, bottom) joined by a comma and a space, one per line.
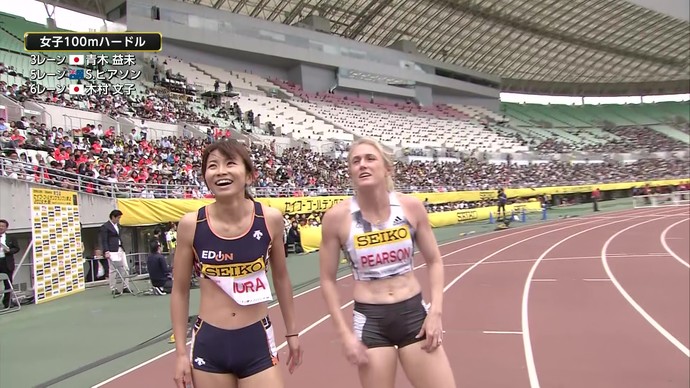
201, 256, 265, 278
355, 225, 410, 249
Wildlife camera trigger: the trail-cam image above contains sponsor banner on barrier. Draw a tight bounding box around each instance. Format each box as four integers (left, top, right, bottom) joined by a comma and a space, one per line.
116, 177, 688, 226
29, 188, 85, 304
296, 201, 544, 253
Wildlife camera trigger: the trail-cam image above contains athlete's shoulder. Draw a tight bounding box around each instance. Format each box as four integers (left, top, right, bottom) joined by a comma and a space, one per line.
321, 198, 351, 232
395, 192, 425, 209
175, 210, 201, 243
178, 209, 202, 227
323, 198, 352, 221
259, 202, 282, 220
259, 203, 284, 229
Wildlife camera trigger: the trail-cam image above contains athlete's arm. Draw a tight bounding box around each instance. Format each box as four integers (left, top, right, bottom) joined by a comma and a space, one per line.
318, 205, 350, 337
265, 206, 297, 335
170, 212, 197, 357
405, 195, 444, 316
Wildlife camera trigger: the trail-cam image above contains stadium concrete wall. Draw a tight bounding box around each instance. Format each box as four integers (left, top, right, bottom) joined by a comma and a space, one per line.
433, 94, 501, 112
0, 178, 117, 232
126, 0, 500, 99
161, 41, 290, 82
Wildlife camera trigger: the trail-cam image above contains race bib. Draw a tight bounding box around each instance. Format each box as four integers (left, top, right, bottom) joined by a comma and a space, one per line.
209, 270, 273, 306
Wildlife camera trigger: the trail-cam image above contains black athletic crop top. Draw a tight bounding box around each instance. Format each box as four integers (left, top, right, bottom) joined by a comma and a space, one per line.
192, 201, 273, 305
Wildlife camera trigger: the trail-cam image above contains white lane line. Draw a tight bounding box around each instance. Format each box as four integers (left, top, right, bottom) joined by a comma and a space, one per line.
443, 253, 671, 268
521, 209, 677, 388
91, 215, 589, 388
659, 218, 690, 269
91, 207, 652, 387
602, 218, 690, 358
483, 331, 522, 335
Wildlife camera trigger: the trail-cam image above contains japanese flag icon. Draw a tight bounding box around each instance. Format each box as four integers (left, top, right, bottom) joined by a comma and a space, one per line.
68, 84, 85, 95
68, 54, 84, 66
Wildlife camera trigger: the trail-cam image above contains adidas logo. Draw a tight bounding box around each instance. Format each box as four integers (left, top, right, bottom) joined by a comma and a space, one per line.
393, 216, 405, 225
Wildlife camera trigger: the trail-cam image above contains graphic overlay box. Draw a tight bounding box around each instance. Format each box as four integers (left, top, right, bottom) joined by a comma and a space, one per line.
30, 188, 85, 304
24, 32, 163, 52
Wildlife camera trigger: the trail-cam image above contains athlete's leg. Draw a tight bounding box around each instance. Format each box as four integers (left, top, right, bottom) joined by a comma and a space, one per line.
398, 343, 456, 388
238, 365, 283, 388
191, 370, 238, 388
358, 347, 398, 388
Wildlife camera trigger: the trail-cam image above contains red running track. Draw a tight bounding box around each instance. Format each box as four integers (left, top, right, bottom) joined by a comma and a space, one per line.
93, 207, 690, 388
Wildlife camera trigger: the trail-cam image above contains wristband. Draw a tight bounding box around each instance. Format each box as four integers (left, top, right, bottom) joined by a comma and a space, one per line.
285, 333, 299, 338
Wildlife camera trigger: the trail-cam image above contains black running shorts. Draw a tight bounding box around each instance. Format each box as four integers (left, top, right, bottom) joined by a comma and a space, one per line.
190, 316, 278, 378
353, 293, 429, 349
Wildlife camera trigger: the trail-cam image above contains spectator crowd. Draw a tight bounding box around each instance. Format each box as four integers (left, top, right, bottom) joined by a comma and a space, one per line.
1, 113, 688, 199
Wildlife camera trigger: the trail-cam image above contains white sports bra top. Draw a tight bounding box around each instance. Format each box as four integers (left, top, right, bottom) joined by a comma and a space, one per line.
341, 192, 416, 281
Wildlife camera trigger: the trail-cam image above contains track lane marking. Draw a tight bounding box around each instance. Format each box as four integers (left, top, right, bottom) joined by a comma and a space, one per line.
659, 218, 690, 269
521, 208, 680, 388
90, 207, 655, 387
602, 218, 690, 358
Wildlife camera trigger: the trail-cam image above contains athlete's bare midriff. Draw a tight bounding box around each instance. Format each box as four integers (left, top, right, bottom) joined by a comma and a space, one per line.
352, 271, 421, 304
197, 278, 269, 330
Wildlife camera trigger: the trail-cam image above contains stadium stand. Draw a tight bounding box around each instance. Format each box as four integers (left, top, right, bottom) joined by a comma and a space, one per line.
1, 11, 689, 204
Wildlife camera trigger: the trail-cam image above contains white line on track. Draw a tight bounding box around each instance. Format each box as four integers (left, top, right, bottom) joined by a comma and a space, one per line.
90, 207, 659, 387
442, 253, 671, 268
483, 331, 522, 335
659, 218, 690, 269
279, 216, 608, 354
521, 208, 680, 388
601, 218, 690, 358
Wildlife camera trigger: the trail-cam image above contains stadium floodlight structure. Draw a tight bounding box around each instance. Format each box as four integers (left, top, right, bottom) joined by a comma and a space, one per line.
47, 0, 690, 97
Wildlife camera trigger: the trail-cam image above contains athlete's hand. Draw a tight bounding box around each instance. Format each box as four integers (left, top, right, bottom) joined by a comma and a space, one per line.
416, 311, 443, 352
286, 336, 304, 374
173, 354, 192, 388
342, 333, 369, 366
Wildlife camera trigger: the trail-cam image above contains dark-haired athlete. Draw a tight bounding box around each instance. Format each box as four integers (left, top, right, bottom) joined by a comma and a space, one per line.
319, 138, 456, 388
171, 140, 303, 388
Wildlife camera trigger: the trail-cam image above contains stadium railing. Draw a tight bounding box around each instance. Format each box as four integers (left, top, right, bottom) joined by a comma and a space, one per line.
1, 156, 688, 201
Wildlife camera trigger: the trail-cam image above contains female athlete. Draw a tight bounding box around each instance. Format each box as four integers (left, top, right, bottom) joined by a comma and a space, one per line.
319, 138, 456, 388
171, 139, 303, 388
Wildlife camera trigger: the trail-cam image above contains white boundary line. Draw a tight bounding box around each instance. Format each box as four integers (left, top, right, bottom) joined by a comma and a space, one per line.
90, 207, 652, 387
659, 218, 690, 269
442, 253, 672, 268
519, 213, 663, 388
601, 217, 690, 358
483, 331, 522, 335
279, 216, 611, 353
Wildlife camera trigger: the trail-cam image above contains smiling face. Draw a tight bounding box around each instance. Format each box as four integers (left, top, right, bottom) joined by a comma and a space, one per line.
201, 140, 256, 199
348, 140, 394, 191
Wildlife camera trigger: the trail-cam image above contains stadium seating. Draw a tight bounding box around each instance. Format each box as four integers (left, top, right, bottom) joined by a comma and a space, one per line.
1, 12, 689, 203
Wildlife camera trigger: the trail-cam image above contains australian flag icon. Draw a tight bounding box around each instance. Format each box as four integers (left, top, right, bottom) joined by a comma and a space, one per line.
68, 68, 84, 80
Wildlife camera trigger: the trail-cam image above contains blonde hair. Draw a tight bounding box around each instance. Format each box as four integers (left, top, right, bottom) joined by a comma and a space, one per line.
348, 138, 395, 192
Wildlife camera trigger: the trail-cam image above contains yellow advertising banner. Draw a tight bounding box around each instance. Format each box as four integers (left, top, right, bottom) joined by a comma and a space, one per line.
296, 201, 543, 253
116, 177, 689, 226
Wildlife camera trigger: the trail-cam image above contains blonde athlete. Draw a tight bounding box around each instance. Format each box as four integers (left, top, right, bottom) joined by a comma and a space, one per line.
319, 138, 456, 388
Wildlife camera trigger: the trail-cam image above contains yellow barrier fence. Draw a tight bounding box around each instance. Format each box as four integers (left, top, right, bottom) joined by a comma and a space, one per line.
296, 201, 542, 253
116, 177, 689, 226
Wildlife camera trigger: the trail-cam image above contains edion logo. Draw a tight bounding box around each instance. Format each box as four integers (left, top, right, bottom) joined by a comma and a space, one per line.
201, 250, 234, 262
456, 210, 478, 222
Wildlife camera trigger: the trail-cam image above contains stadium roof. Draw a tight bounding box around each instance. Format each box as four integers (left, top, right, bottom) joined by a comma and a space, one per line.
48, 0, 690, 96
